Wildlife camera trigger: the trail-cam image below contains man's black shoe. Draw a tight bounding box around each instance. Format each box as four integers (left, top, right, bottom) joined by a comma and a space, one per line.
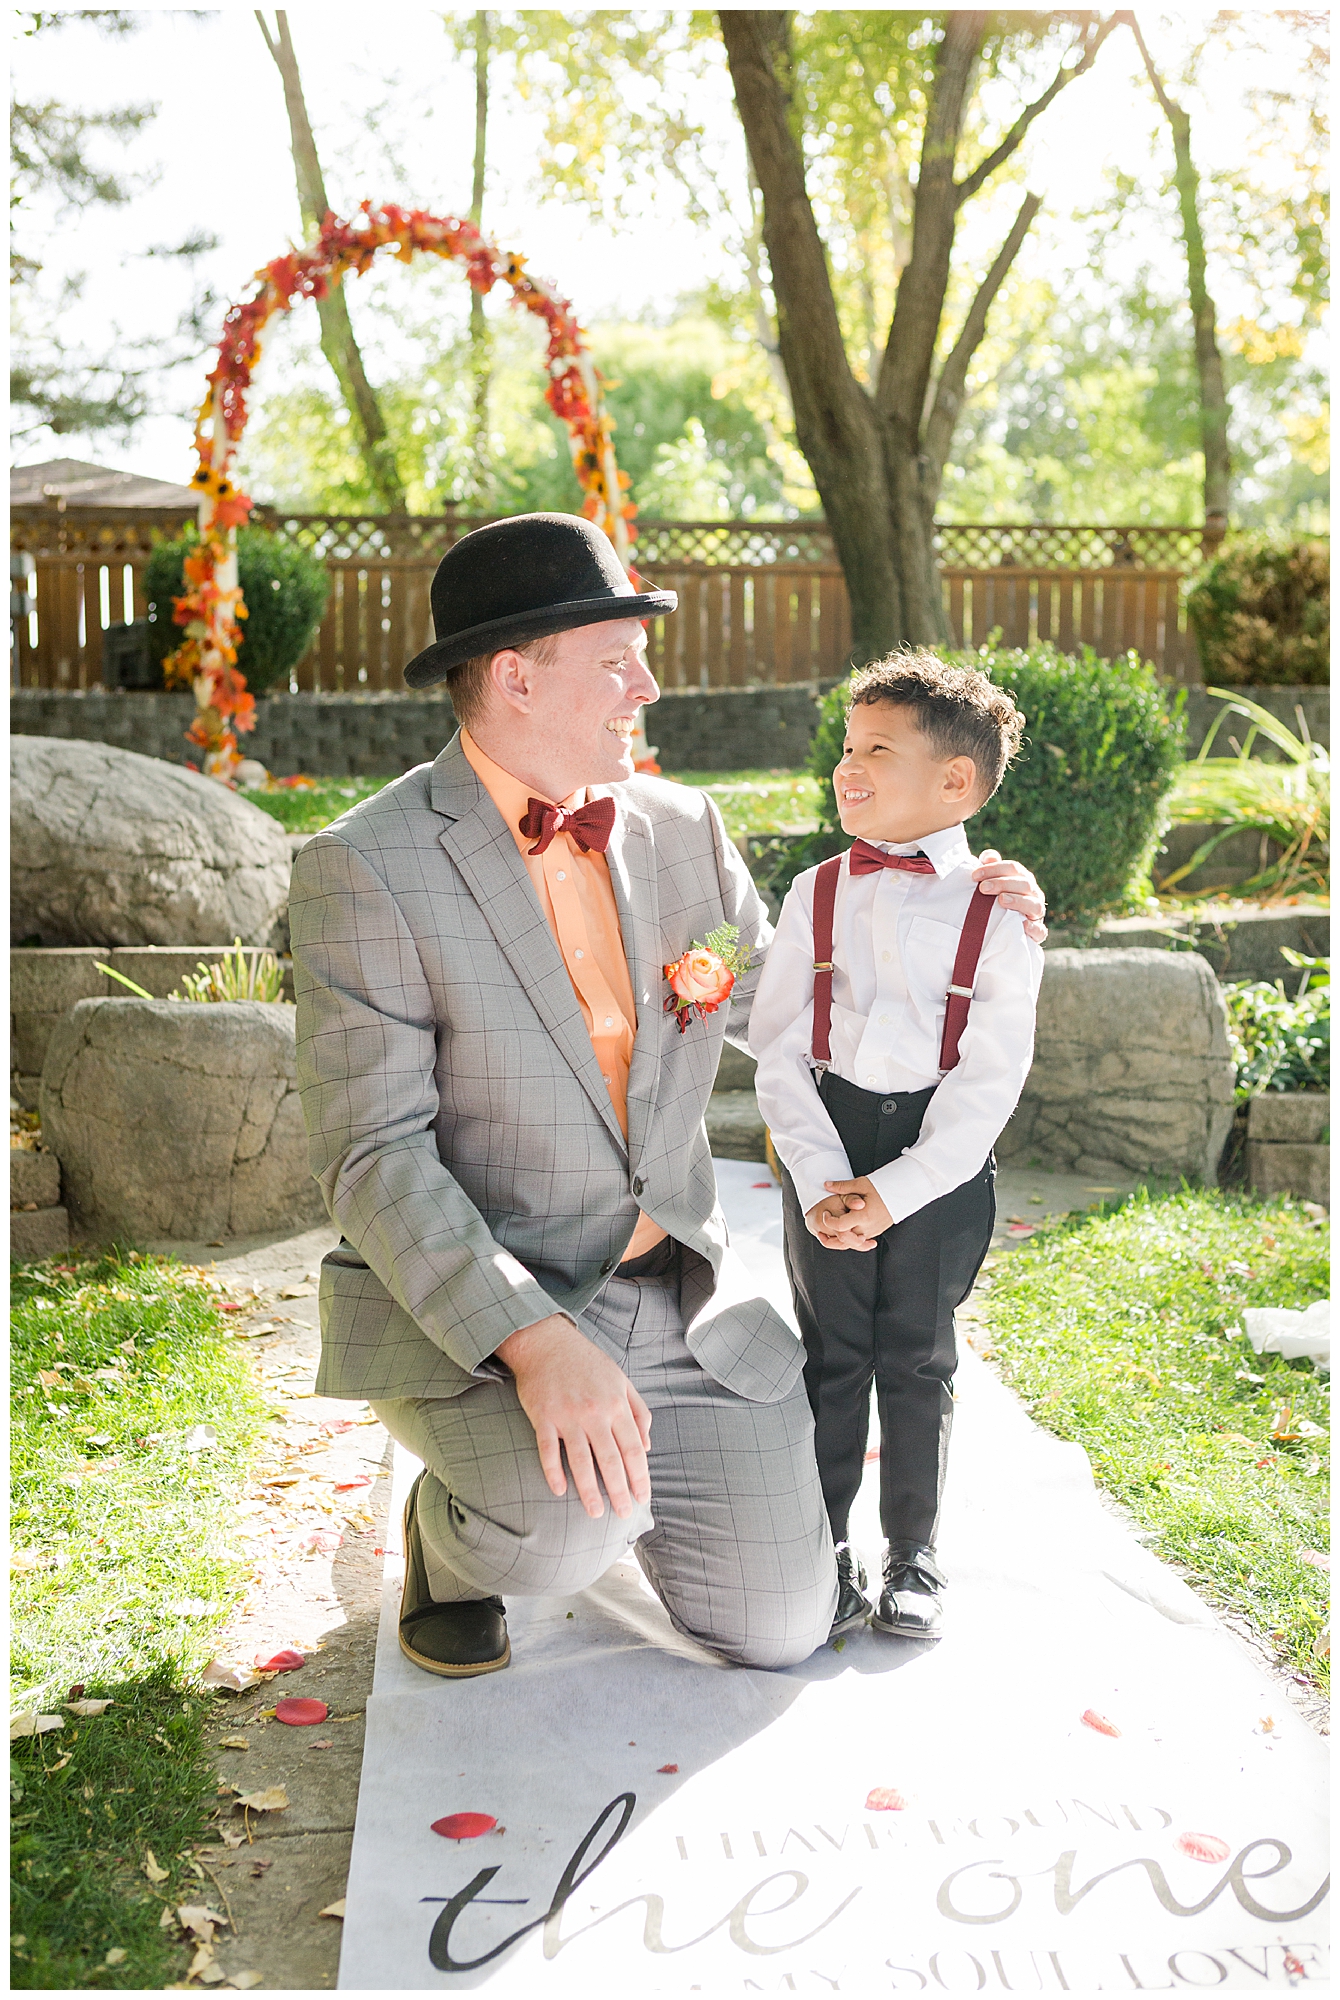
829, 1542, 872, 1641
398, 1472, 510, 1678
871, 1545, 946, 1642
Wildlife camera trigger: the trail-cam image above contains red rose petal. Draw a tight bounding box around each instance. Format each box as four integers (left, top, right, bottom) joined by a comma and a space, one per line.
1081, 1708, 1121, 1737
275, 1697, 329, 1726
432, 1812, 497, 1841
321, 1419, 356, 1436
1176, 1830, 1230, 1864
656, 1763, 678, 1774
255, 1648, 305, 1672
213, 1301, 245, 1312
333, 1475, 372, 1492
865, 1786, 910, 1811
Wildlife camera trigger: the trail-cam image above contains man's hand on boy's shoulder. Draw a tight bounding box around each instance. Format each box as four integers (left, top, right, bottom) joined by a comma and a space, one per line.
806, 1179, 891, 1251
972, 850, 1048, 943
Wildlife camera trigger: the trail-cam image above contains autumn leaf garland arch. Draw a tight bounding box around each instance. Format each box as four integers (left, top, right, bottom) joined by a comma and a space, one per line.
165, 201, 639, 778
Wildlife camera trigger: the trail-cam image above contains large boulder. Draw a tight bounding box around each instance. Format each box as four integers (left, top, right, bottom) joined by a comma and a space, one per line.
999, 947, 1236, 1183
40, 997, 326, 1243
11, 736, 291, 947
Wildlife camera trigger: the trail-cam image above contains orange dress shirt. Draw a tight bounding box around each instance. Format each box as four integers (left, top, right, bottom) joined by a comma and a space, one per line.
461, 731, 665, 1259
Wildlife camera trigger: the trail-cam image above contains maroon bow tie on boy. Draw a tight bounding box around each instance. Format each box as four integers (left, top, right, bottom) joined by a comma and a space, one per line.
849, 839, 936, 877
519, 795, 617, 857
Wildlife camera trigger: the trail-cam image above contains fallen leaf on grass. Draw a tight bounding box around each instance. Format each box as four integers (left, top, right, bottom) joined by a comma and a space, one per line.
1175, 1830, 1230, 1863
160, 1906, 177, 1929
275, 1698, 328, 1727
215, 1827, 247, 1850
227, 1974, 264, 1989
432, 1812, 497, 1840
254, 1648, 304, 1672
310, 1738, 333, 1749
865, 1787, 911, 1811
232, 1321, 279, 1339
1081, 1709, 1121, 1738
656, 1763, 679, 1774
234, 1786, 290, 1814
10, 1711, 63, 1739
143, 1848, 170, 1884
279, 1283, 317, 1299
190, 1942, 226, 1983
217, 1737, 250, 1751
201, 1662, 261, 1694
104, 1947, 127, 1966
318, 1899, 347, 1920
177, 1904, 228, 1943
66, 1698, 114, 1717
48, 1752, 72, 1772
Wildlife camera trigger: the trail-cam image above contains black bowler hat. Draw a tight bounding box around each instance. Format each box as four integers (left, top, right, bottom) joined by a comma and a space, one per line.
403, 512, 677, 689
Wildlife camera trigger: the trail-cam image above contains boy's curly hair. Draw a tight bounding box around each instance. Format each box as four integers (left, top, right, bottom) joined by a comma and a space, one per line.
846, 649, 1025, 800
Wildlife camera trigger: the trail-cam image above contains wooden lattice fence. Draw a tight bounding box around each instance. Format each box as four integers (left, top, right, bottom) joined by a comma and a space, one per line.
11, 512, 1214, 693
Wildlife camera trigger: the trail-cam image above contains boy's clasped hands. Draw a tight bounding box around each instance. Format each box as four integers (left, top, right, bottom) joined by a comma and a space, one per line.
806, 1178, 893, 1251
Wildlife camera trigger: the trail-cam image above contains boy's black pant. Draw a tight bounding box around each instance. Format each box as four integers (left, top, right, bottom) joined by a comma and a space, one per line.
780, 1074, 996, 1553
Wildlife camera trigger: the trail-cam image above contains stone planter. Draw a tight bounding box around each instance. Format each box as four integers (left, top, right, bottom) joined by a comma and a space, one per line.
40, 997, 326, 1244
1245, 1092, 1330, 1205
998, 947, 1236, 1182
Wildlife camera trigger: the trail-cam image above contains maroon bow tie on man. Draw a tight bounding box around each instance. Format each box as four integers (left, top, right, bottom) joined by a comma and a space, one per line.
519, 795, 617, 856
848, 839, 936, 876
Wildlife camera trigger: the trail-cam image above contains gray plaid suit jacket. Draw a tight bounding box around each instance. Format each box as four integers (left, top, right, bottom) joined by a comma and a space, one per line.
288, 732, 803, 1407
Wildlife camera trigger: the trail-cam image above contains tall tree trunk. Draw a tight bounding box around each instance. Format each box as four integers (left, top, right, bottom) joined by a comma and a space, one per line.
1129, 16, 1231, 538
722, 10, 1115, 663
721, 11, 903, 661
256, 10, 408, 513
468, 10, 492, 510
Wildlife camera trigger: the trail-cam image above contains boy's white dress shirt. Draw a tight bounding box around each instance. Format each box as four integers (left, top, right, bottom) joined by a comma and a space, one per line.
749, 823, 1044, 1225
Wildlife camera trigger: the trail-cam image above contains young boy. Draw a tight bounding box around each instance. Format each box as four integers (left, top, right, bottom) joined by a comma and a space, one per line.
750, 653, 1043, 1643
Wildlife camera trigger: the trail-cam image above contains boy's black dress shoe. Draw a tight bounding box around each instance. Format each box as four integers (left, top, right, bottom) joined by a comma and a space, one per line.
398, 1472, 510, 1677
829, 1542, 872, 1640
871, 1545, 946, 1642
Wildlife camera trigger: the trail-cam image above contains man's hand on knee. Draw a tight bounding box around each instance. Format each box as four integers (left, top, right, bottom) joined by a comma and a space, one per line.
496, 1315, 652, 1521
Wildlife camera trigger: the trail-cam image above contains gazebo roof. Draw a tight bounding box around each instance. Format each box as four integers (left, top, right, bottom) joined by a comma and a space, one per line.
11, 456, 198, 510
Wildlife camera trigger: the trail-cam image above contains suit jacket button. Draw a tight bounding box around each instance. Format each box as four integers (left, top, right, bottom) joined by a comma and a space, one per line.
632, 1176, 645, 1197
601, 1258, 616, 1276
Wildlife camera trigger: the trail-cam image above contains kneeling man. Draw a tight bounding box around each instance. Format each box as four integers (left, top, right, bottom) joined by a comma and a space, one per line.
289, 513, 1046, 1677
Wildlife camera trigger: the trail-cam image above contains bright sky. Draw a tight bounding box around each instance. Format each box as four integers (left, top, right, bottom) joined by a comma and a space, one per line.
12, 6, 1321, 484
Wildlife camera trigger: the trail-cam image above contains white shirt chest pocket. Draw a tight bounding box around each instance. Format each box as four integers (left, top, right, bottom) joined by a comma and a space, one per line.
902, 914, 963, 1023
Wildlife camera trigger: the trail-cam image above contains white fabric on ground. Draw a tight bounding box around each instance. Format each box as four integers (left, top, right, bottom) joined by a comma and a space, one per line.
1242, 1301, 1330, 1368
339, 1161, 1329, 1992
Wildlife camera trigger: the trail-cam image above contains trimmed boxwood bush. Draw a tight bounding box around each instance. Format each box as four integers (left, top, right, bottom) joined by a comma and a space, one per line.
1186, 535, 1329, 686
789, 642, 1185, 925
144, 526, 330, 696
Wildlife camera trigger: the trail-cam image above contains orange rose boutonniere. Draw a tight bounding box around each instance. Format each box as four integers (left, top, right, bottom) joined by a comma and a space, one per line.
663, 924, 754, 1035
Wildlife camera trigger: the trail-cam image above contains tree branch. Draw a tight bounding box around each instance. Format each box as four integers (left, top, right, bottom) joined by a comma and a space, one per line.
921, 190, 1042, 518
953, 13, 1121, 208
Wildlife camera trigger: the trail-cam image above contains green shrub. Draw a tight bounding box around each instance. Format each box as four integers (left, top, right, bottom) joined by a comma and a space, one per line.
1186, 535, 1329, 687
1224, 953, 1329, 1100
793, 642, 1184, 924
144, 526, 330, 696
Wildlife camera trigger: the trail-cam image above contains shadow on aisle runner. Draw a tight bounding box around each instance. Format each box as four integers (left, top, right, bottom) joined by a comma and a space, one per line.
337, 1161, 1329, 1993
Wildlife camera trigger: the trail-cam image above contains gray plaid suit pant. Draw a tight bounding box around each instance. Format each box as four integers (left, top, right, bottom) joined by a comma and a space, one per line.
373, 1259, 837, 1671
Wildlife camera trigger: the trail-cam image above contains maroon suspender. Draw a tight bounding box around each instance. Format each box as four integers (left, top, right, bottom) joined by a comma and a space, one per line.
809, 854, 843, 1067
937, 887, 992, 1070
809, 851, 992, 1075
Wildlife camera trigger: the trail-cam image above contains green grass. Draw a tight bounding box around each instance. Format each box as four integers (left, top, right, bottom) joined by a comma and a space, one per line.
243, 768, 825, 842
10, 1248, 268, 1987
976, 1188, 1330, 1689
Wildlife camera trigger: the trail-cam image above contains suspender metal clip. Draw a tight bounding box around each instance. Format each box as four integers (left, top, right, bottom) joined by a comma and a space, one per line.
947, 983, 974, 998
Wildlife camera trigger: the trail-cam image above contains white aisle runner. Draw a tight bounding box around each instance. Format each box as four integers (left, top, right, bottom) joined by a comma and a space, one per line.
339, 1163, 1329, 1993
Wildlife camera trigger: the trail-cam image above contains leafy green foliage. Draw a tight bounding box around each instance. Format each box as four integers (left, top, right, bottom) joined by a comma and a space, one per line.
792, 643, 1184, 922
1225, 953, 1329, 1099
10, 1249, 267, 1708
1186, 535, 1329, 685
144, 527, 329, 695
1164, 689, 1329, 895
978, 1188, 1329, 1689
11, 1669, 213, 1991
